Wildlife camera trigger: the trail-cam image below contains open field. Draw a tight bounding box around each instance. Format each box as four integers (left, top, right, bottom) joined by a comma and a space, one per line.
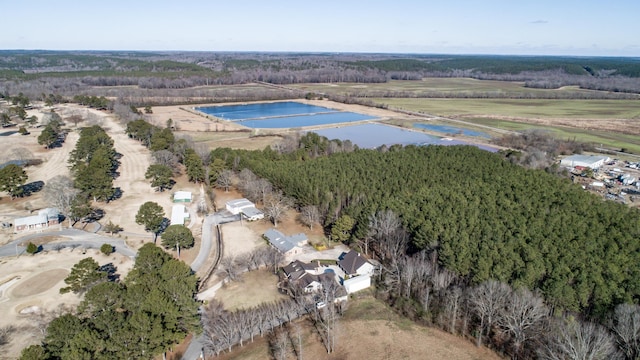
211, 293, 501, 360
290, 78, 611, 97
373, 98, 640, 121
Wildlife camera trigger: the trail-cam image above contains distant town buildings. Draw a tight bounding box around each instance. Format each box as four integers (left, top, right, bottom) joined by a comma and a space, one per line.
560, 155, 610, 169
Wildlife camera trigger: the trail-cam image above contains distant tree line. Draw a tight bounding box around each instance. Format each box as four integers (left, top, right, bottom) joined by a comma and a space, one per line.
2, 53, 640, 106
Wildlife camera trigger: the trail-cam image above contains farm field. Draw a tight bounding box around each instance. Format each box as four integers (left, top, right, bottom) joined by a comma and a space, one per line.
374, 98, 640, 121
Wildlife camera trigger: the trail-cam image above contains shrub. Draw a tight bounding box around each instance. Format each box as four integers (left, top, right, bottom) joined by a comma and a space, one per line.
100, 243, 114, 256
26, 242, 38, 254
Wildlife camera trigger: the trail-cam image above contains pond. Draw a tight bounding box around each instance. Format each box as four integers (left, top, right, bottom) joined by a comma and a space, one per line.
311, 123, 498, 152
195, 101, 377, 128
413, 123, 491, 138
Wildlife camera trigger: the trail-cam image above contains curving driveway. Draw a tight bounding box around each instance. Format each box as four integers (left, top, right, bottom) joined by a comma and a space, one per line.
0, 228, 136, 258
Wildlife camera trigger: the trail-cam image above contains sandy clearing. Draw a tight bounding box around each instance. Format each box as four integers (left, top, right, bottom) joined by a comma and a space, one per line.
10, 269, 69, 297
0, 247, 134, 357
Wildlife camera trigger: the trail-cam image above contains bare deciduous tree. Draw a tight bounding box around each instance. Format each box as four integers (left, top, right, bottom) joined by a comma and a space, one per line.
468, 280, 512, 347
264, 192, 291, 228
611, 303, 640, 360
366, 209, 402, 257
216, 169, 234, 192
299, 205, 320, 230
152, 150, 178, 169
539, 319, 618, 360
220, 256, 243, 282
43, 175, 80, 228
498, 287, 549, 357
270, 327, 290, 360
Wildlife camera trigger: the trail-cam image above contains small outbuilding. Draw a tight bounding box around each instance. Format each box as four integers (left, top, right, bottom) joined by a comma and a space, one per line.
170, 204, 189, 225
173, 191, 192, 203
343, 275, 371, 294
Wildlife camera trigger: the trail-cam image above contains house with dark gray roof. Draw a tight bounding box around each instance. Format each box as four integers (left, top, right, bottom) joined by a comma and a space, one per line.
338, 250, 374, 276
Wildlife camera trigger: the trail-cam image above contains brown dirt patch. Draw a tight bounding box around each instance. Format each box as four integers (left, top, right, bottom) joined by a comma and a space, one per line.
10, 268, 69, 297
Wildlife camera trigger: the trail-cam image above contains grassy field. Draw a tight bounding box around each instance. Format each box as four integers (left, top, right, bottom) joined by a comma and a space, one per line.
373, 97, 640, 119
290, 78, 614, 97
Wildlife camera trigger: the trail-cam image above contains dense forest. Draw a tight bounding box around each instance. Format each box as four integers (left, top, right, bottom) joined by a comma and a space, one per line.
210, 142, 640, 317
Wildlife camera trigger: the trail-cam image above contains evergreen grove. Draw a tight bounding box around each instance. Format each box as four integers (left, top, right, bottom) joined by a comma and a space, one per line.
212, 143, 640, 316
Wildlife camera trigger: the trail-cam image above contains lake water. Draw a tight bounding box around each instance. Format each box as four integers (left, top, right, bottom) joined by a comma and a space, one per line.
195, 101, 376, 128
413, 123, 491, 138
312, 123, 498, 152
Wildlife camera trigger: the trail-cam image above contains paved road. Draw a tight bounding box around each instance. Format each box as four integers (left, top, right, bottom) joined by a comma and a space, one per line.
190, 211, 238, 272
0, 228, 137, 258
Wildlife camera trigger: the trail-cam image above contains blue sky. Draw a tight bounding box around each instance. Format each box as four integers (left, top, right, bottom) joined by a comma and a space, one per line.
1, 0, 638, 56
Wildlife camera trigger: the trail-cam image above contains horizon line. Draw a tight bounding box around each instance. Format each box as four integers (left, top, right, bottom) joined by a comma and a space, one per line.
1, 49, 639, 59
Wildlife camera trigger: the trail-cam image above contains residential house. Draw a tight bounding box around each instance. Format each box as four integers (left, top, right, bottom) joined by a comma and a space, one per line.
225, 198, 264, 221
263, 229, 308, 256
338, 250, 374, 276
14, 208, 60, 232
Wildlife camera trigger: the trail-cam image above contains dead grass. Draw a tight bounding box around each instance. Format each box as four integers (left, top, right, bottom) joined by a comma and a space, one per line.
207, 294, 502, 360
214, 269, 287, 311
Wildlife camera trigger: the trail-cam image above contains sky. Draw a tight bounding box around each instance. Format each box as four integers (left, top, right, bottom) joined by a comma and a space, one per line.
1, 0, 639, 56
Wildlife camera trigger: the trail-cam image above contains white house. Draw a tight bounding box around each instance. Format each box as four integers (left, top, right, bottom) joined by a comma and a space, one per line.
225, 198, 264, 220
343, 275, 371, 294
338, 250, 375, 276
170, 204, 189, 225
560, 155, 610, 169
173, 191, 192, 203
14, 208, 60, 232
